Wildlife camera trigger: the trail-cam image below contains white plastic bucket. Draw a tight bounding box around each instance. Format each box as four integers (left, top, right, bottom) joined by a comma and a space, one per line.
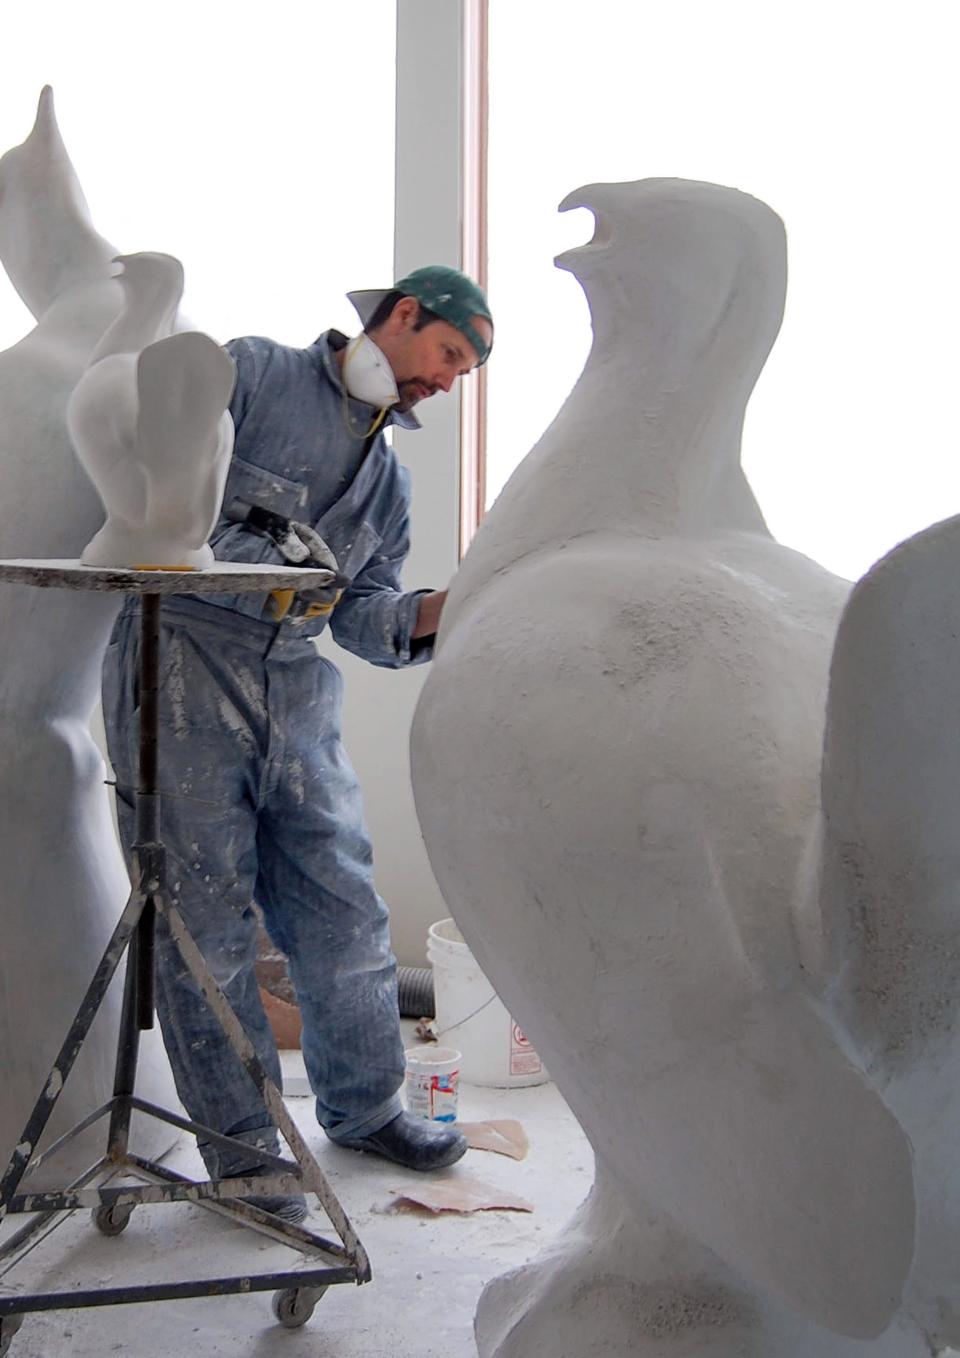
427, 918, 548, 1088
404, 1044, 460, 1122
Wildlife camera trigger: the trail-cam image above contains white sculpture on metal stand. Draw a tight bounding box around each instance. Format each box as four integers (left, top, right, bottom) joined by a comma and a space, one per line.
68, 250, 234, 569
411, 178, 960, 1354
0, 89, 183, 1184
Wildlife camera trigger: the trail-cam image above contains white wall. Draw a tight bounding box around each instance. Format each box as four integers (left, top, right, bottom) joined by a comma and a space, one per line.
318, 0, 468, 965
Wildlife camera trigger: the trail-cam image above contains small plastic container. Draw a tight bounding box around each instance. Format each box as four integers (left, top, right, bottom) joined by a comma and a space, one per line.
404, 1045, 460, 1123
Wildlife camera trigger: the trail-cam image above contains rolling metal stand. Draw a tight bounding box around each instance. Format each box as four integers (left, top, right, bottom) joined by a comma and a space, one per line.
0, 560, 371, 1353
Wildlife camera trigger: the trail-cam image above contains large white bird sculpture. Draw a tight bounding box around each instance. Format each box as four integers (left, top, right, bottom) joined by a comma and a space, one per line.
411, 179, 960, 1355
0, 90, 180, 1184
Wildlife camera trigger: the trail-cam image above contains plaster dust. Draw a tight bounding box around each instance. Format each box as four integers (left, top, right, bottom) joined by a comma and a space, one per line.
0, 1048, 593, 1358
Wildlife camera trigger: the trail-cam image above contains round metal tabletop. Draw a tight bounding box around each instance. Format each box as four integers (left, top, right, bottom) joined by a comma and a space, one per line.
0, 559, 336, 595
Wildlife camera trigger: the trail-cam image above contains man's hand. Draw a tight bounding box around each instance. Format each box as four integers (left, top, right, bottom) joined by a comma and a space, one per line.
278, 520, 339, 572
266, 523, 346, 621
223, 499, 341, 575
285, 523, 345, 616
413, 589, 447, 639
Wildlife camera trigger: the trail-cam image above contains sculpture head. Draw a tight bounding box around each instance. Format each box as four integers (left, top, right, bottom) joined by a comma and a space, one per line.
92, 252, 184, 361
0, 86, 113, 321
110, 250, 184, 295
555, 178, 787, 402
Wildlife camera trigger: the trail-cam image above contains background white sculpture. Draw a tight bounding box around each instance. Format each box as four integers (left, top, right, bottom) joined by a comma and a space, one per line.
411, 179, 960, 1354
0, 89, 177, 1186
68, 251, 234, 568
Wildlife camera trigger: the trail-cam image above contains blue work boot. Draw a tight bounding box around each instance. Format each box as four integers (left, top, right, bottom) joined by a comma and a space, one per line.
333, 1112, 467, 1171
200, 1128, 308, 1224
222, 1165, 308, 1224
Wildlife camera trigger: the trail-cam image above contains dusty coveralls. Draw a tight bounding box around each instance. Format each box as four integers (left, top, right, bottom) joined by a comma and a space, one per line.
102, 330, 433, 1175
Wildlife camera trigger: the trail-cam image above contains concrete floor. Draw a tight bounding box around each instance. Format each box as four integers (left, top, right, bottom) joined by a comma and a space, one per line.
0, 1028, 594, 1358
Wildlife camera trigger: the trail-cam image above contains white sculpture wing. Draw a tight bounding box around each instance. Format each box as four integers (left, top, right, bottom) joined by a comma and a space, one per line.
818, 513, 960, 1074
809, 514, 960, 1340
135, 331, 235, 542
66, 355, 147, 527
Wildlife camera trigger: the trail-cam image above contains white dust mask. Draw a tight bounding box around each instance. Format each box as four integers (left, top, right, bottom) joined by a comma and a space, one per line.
342, 334, 399, 409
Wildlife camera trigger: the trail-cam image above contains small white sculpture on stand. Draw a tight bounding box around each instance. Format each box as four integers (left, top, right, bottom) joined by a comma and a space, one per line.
0, 89, 178, 1184
411, 178, 960, 1355
68, 251, 235, 569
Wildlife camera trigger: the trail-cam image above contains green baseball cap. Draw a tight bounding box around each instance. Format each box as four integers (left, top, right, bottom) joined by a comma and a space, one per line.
348, 265, 493, 365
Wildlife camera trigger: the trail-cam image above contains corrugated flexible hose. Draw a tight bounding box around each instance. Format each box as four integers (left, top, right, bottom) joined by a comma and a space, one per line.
397, 965, 435, 1019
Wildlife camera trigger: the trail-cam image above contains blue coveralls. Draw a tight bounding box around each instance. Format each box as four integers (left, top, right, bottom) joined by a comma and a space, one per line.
102, 330, 433, 1175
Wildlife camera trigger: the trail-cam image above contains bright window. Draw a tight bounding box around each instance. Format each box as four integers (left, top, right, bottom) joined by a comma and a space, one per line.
486, 0, 960, 580
0, 2, 396, 351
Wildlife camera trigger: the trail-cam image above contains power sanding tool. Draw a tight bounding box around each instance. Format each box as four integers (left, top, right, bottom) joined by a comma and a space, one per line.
223, 497, 351, 621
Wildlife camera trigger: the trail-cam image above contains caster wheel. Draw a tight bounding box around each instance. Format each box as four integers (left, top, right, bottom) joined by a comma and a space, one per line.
0, 1312, 24, 1356
271, 1286, 326, 1328
92, 1202, 134, 1236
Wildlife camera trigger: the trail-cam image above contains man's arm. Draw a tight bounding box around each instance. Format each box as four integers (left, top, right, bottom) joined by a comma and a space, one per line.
412, 589, 447, 639
329, 495, 442, 668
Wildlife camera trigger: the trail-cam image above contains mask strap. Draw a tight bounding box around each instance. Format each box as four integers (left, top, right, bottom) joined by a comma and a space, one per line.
341, 336, 392, 440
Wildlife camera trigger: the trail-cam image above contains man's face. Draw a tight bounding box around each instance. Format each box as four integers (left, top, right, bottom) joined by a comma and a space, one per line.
374, 298, 493, 412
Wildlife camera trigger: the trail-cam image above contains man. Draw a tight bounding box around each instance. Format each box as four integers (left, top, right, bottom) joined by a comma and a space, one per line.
102, 266, 494, 1222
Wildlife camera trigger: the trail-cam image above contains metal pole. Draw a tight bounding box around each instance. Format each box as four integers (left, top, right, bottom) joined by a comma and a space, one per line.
135, 594, 161, 1030
108, 594, 163, 1153
136, 594, 162, 842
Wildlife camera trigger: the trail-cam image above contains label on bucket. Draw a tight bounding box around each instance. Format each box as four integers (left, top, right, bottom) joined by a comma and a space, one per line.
510, 1022, 543, 1077
406, 1068, 460, 1123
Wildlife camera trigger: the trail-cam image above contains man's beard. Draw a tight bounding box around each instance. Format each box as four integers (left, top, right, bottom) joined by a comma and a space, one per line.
396, 378, 437, 412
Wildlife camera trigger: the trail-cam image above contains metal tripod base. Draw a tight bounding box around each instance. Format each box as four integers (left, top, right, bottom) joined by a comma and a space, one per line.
0, 585, 371, 1348
0, 860, 370, 1341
